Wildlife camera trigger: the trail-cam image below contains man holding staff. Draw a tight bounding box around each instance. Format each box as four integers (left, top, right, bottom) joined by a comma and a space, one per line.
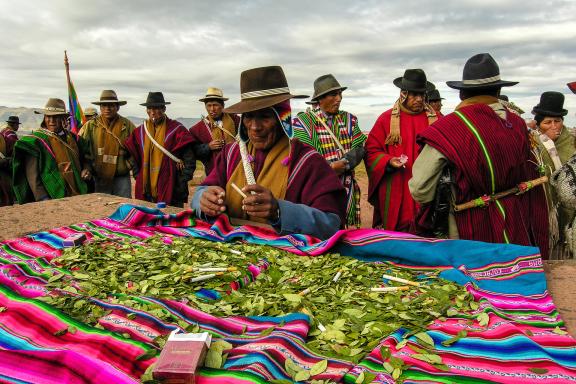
409, 53, 549, 258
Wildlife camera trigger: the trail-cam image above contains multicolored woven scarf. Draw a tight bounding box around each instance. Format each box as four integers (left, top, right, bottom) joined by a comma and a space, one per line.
386, 94, 438, 145
0, 205, 575, 383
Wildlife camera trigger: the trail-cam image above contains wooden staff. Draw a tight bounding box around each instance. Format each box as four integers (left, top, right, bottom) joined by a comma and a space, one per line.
454, 176, 548, 212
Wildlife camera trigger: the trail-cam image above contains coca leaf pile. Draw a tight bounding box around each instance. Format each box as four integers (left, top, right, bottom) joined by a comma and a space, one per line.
42, 236, 478, 366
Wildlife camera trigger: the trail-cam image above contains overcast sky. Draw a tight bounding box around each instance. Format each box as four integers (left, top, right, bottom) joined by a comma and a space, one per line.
1, 0, 575, 129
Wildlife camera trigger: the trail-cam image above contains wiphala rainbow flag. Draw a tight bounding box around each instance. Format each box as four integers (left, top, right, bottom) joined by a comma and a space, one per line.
0, 204, 574, 383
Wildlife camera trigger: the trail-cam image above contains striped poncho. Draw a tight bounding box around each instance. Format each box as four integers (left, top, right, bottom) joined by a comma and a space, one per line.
293, 108, 366, 227
12, 130, 88, 203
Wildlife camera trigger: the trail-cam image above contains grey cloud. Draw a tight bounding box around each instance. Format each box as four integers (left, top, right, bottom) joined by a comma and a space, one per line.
0, 0, 575, 126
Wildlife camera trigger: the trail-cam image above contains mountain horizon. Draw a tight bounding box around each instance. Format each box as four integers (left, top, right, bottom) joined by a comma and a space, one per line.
0, 106, 200, 132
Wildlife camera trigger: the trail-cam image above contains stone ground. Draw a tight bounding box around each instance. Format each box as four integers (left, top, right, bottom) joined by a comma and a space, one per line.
0, 166, 574, 336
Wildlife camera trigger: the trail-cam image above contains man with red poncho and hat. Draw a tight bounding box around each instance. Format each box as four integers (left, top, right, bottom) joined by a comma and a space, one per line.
125, 92, 196, 207
365, 69, 438, 232
409, 53, 549, 259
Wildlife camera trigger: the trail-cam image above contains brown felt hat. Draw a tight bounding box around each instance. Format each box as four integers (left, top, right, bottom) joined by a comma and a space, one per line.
199, 87, 229, 102
310, 74, 347, 101
224, 66, 307, 114
34, 98, 68, 116
92, 89, 127, 106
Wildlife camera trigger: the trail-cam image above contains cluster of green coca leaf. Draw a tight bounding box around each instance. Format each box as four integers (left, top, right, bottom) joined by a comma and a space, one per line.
41, 236, 480, 383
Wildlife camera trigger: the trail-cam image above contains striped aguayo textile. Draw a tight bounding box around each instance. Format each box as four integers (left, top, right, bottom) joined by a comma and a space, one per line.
0, 204, 575, 383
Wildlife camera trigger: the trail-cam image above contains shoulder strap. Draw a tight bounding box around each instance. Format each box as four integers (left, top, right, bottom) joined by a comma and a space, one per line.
143, 121, 182, 164
454, 110, 496, 194
309, 110, 346, 155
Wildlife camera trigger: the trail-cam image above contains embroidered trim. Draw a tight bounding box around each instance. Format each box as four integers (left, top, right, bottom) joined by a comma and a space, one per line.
241, 87, 290, 99
462, 75, 501, 85
287, 149, 315, 188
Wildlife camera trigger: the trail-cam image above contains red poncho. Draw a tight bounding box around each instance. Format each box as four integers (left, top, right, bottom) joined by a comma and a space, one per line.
189, 114, 240, 175
125, 118, 194, 205
365, 108, 432, 231
418, 102, 549, 259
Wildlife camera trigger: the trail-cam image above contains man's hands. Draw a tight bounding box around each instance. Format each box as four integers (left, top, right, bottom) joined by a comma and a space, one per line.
389, 156, 408, 169
241, 184, 279, 221
80, 168, 92, 180
200, 184, 280, 221
331, 159, 348, 175
200, 186, 227, 216
208, 139, 225, 151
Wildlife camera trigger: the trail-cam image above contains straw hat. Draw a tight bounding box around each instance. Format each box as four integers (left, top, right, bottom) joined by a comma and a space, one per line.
84, 107, 98, 117
199, 87, 228, 102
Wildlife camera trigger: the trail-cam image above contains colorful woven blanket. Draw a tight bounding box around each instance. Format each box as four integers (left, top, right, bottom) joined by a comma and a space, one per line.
0, 204, 575, 383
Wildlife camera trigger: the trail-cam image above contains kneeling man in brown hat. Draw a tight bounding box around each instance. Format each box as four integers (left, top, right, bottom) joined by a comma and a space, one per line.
409, 53, 548, 258
191, 66, 346, 239
79, 90, 136, 198
12, 98, 90, 203
124, 92, 196, 207
365, 69, 438, 232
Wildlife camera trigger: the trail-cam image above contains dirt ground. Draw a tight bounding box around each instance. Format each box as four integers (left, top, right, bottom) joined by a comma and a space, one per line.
0, 166, 574, 336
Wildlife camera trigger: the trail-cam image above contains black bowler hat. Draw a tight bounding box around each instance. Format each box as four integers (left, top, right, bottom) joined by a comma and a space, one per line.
140, 92, 171, 107
531, 91, 568, 117
427, 89, 444, 101
447, 53, 518, 90
6, 116, 21, 125
393, 69, 435, 93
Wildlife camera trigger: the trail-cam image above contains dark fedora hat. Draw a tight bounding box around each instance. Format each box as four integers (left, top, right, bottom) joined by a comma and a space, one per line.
393, 69, 434, 93
532, 91, 568, 117
224, 66, 307, 114
427, 89, 444, 101
310, 74, 347, 101
498, 95, 509, 102
447, 53, 518, 90
93, 89, 127, 106
140, 92, 171, 107
6, 115, 21, 125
